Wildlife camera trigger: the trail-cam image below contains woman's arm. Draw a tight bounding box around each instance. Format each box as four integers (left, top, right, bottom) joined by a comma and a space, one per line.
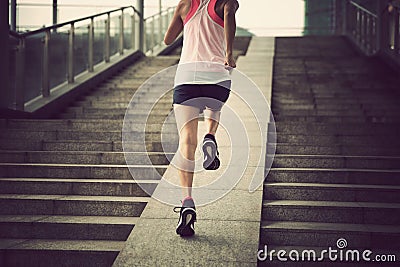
224, 0, 239, 68
164, 1, 187, 45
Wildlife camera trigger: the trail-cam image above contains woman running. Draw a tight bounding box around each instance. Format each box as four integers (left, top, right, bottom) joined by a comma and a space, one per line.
164, 0, 239, 237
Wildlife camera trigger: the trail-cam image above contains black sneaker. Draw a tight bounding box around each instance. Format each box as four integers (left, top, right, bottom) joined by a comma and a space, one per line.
174, 198, 196, 237
202, 133, 220, 170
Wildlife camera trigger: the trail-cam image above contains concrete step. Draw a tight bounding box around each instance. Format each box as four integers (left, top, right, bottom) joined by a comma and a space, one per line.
264, 182, 400, 202
273, 115, 400, 123
0, 139, 177, 153
273, 110, 366, 116
0, 151, 171, 165
61, 109, 172, 118
3, 120, 174, 132
0, 194, 149, 216
0, 54, 180, 266
59, 112, 126, 120
0, 239, 124, 267
0, 139, 42, 151
72, 100, 173, 109
85, 89, 171, 99
0, 215, 138, 240
271, 155, 400, 169
270, 122, 400, 135
271, 99, 314, 105
65, 106, 171, 115
314, 98, 400, 105
266, 168, 400, 185
0, 129, 178, 142
80, 97, 172, 105
59, 112, 171, 121
268, 134, 400, 146
262, 200, 400, 225
0, 163, 166, 179
262, 36, 400, 262
269, 143, 400, 156
0, 178, 157, 196
1, 121, 176, 133
260, 221, 400, 248
59, 112, 169, 121
41, 140, 176, 152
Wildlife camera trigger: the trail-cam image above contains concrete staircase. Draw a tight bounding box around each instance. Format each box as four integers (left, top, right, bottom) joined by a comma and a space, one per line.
260, 36, 400, 266
0, 56, 179, 266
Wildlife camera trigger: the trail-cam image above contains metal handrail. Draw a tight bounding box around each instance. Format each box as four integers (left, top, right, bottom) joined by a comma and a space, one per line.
144, 6, 174, 22
349, 1, 378, 18
346, 0, 379, 55
11, 6, 139, 38
7, 5, 176, 112
344, 0, 400, 68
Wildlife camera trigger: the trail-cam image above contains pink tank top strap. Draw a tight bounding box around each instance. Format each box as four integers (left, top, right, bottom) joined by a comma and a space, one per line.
183, 0, 200, 25
207, 0, 224, 28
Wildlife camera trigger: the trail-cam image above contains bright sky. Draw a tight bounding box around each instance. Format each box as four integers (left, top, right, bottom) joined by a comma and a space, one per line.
12, 0, 305, 36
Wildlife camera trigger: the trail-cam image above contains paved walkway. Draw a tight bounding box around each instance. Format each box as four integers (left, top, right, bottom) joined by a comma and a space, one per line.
113, 37, 275, 266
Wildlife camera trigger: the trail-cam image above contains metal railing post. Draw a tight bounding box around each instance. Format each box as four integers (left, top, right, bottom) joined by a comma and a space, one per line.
42, 29, 50, 97
10, 0, 17, 31
143, 21, 147, 53
347, 1, 379, 56
367, 16, 372, 53
376, 0, 386, 53
357, 10, 362, 43
105, 13, 111, 62
119, 11, 124, 55
159, 0, 162, 42
138, 0, 144, 52
342, 0, 347, 35
394, 10, 400, 53
88, 18, 94, 72
158, 13, 163, 46
348, 1, 353, 37
67, 23, 75, 84
15, 38, 25, 111
163, 12, 167, 34
151, 18, 155, 54
131, 14, 136, 50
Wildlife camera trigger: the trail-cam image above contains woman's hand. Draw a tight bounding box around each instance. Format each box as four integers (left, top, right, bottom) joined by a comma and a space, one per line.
224, 0, 239, 69
225, 54, 236, 69
389, 3, 394, 13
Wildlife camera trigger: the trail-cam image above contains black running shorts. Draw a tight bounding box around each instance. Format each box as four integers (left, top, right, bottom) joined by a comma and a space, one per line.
173, 80, 231, 111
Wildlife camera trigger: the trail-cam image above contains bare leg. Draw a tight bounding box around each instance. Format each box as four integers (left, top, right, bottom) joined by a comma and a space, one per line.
173, 104, 200, 198
204, 109, 221, 135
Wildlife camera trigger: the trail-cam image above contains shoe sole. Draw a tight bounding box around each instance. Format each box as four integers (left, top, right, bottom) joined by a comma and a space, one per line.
202, 139, 220, 170
176, 208, 196, 237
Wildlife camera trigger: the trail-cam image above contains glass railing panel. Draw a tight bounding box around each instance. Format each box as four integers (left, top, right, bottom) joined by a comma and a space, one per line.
109, 15, 120, 56
153, 15, 161, 47
49, 25, 69, 89
123, 12, 133, 50
74, 23, 89, 77
23, 33, 44, 102
8, 36, 19, 108
93, 15, 107, 66
144, 19, 152, 53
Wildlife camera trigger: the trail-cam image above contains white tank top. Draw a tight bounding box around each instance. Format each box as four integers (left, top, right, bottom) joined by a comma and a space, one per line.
174, 0, 231, 87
